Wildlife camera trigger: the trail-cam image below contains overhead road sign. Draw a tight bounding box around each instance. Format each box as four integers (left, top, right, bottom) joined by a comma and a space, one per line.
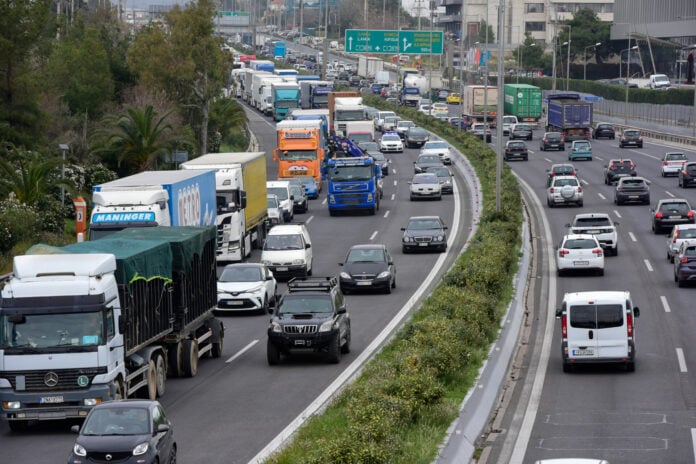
345, 29, 443, 55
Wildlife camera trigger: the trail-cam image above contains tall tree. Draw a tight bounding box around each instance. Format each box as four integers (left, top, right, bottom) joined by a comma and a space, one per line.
558, 8, 610, 64
127, 0, 230, 155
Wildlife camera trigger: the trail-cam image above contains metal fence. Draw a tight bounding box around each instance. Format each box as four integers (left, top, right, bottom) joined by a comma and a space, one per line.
594, 99, 695, 130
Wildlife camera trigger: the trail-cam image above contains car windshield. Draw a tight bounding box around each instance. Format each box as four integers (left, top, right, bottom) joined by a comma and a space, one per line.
562, 238, 597, 249
350, 133, 373, 143
677, 229, 696, 239
398, 121, 415, 129
574, 217, 611, 227
297, 176, 316, 186
573, 142, 590, 149
264, 234, 304, 250
624, 131, 639, 137
382, 134, 400, 142
666, 153, 686, 161
515, 125, 530, 130
384, 117, 399, 123
267, 186, 288, 200
279, 295, 333, 314
424, 141, 447, 149
290, 186, 304, 197
267, 197, 279, 208
545, 133, 562, 140
655, 76, 669, 83
220, 266, 263, 282
279, 149, 317, 161
427, 167, 450, 177
371, 153, 386, 161
553, 166, 574, 175
82, 407, 150, 436
346, 248, 385, 263
413, 174, 438, 184
407, 218, 442, 230
620, 179, 645, 187
508, 142, 525, 148
418, 155, 440, 164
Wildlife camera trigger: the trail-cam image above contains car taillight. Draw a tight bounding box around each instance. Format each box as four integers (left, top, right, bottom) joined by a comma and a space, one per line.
682, 256, 688, 263
593, 248, 603, 256
559, 249, 569, 256
543, 138, 548, 143
689, 211, 694, 218
549, 187, 555, 193
655, 211, 663, 218
578, 187, 583, 193
561, 314, 567, 338
626, 312, 634, 337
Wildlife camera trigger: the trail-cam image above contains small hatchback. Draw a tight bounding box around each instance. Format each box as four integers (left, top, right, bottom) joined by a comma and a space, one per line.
661, 152, 688, 177
568, 140, 592, 161
674, 241, 696, 287
679, 162, 696, 188
666, 225, 696, 262
592, 122, 615, 140
619, 129, 643, 148
539, 131, 565, 151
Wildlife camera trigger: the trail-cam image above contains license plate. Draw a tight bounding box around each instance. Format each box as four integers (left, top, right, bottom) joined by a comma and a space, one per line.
573, 348, 594, 356
629, 196, 639, 199
40, 396, 64, 404
587, 229, 599, 234
357, 281, 372, 286
418, 243, 428, 247
669, 216, 680, 219
573, 260, 589, 265
228, 301, 244, 306
276, 266, 288, 271
294, 339, 311, 346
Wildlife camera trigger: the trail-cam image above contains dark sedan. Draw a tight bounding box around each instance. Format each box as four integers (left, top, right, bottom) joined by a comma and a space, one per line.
401, 215, 448, 253
509, 123, 533, 140
679, 162, 696, 188
619, 129, 643, 148
674, 242, 696, 287
338, 244, 396, 294
404, 127, 430, 148
504, 141, 529, 161
592, 123, 616, 139
426, 166, 454, 194
68, 400, 176, 464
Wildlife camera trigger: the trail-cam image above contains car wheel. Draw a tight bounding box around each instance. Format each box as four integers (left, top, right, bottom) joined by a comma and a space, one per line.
562, 361, 573, 373
597, 268, 604, 276
678, 278, 685, 288
577, 200, 583, 207
547, 198, 553, 208
267, 339, 281, 365
626, 361, 635, 372
540, 145, 544, 151
340, 331, 351, 354
326, 333, 341, 363
168, 445, 177, 464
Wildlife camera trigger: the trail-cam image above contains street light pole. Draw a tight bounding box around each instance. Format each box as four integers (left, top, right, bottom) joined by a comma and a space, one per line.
59, 144, 69, 206
519, 42, 536, 84
625, 41, 638, 124
583, 42, 601, 80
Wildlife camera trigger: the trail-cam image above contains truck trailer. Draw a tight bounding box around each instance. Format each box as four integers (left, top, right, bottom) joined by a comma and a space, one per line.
503, 83, 542, 125
90, 170, 217, 241
0, 226, 222, 430
543, 93, 593, 141
462, 85, 499, 127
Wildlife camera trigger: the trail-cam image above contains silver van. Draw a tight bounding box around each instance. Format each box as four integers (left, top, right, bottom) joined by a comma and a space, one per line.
556, 291, 640, 372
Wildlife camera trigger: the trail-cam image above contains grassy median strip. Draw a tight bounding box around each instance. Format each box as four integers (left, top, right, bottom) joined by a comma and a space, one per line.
266, 97, 523, 464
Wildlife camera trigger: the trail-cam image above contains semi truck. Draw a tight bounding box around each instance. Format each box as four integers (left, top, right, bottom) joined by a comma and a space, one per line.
357, 55, 385, 78
328, 92, 372, 140
300, 80, 333, 109
248, 59, 275, 73
503, 83, 543, 126
273, 119, 326, 188
180, 152, 268, 262
0, 226, 222, 430
543, 93, 593, 141
462, 85, 499, 127
90, 170, 217, 241
252, 73, 283, 114
326, 155, 381, 216
272, 40, 286, 59
271, 81, 301, 121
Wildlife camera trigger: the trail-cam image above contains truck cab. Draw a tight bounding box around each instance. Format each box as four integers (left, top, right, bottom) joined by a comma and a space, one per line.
326, 155, 381, 216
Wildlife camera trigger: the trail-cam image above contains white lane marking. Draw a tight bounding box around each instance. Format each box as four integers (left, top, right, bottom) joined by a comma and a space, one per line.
369, 230, 378, 240
676, 348, 688, 373
666, 190, 675, 198
597, 193, 606, 200
393, 180, 398, 186
580, 179, 589, 185
544, 157, 553, 163
225, 340, 259, 363
691, 429, 696, 462
596, 156, 604, 161
660, 295, 671, 313
322, 198, 327, 205
306, 216, 314, 224
644, 259, 653, 272
629, 232, 637, 242
383, 210, 390, 218
613, 209, 622, 218
391, 193, 396, 201
392, 168, 397, 174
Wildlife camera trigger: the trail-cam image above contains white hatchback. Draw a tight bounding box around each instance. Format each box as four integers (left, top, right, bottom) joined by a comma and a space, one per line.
556, 234, 605, 276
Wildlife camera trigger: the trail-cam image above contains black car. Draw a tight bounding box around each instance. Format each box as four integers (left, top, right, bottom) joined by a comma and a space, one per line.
289, 184, 308, 213
614, 176, 650, 205
651, 199, 695, 234
395, 121, 416, 140
426, 166, 454, 194
68, 400, 176, 464
414, 154, 443, 173
266, 277, 351, 364
592, 123, 616, 139
401, 215, 448, 253
674, 241, 696, 287
338, 244, 396, 294
369, 151, 390, 175
404, 127, 430, 148
539, 131, 565, 151
504, 141, 529, 161
348, 75, 361, 87
509, 123, 533, 141
679, 162, 696, 188
603, 159, 636, 184
619, 129, 643, 148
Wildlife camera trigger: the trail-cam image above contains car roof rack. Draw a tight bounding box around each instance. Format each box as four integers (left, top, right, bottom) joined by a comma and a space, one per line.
287, 276, 338, 293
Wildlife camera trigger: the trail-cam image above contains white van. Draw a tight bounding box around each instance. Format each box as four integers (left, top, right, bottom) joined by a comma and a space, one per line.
556, 291, 640, 372
266, 180, 294, 222
649, 73, 671, 89
261, 224, 313, 279
502, 115, 518, 135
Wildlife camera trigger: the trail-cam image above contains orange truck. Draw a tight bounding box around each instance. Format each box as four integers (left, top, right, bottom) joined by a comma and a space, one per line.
273, 119, 327, 189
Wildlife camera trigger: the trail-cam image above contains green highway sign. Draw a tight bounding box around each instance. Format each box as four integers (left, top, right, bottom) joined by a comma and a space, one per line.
345, 29, 443, 55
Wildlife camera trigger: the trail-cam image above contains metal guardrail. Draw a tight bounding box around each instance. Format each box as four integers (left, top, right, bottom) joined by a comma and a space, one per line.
596, 116, 696, 148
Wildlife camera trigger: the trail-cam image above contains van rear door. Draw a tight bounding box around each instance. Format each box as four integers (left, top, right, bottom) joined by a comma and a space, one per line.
566, 303, 599, 361
594, 302, 628, 359
567, 302, 628, 361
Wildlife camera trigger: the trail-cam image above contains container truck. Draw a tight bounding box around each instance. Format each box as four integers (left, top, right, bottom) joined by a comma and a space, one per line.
242, 68, 263, 104
273, 119, 326, 188
357, 56, 385, 78
503, 83, 543, 126
0, 226, 222, 430
90, 170, 217, 241
272, 41, 286, 59
249, 59, 275, 73
543, 93, 593, 141
462, 85, 499, 127
271, 81, 301, 121
325, 155, 382, 216
180, 152, 268, 262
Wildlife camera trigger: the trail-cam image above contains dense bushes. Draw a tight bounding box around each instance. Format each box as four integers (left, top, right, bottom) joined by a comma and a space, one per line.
266, 99, 524, 463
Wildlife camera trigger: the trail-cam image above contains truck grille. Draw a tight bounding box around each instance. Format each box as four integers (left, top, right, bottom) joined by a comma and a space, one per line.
3, 367, 107, 392
284, 324, 318, 334
336, 193, 366, 205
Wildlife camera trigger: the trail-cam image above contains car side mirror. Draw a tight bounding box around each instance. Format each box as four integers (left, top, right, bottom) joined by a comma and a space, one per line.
555, 309, 563, 318
156, 423, 170, 434
443, 226, 448, 230
400, 227, 406, 231
337, 306, 347, 314
71, 425, 80, 434
633, 307, 640, 318
338, 262, 344, 266
305, 243, 311, 249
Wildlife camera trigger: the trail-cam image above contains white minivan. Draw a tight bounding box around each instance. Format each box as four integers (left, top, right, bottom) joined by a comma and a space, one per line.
261, 224, 313, 279
556, 291, 640, 372
266, 180, 294, 222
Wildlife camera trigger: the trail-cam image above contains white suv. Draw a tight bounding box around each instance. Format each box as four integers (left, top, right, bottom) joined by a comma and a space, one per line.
546, 176, 583, 207
567, 213, 619, 256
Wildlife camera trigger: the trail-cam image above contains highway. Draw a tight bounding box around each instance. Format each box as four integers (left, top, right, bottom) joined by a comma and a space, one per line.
0, 98, 472, 463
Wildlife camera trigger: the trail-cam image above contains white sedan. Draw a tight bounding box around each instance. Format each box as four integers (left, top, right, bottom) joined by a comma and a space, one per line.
379, 132, 404, 152
420, 140, 452, 165
556, 234, 605, 276
431, 102, 449, 115
216, 263, 277, 315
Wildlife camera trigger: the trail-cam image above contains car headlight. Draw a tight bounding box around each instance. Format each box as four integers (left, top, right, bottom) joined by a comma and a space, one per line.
270, 321, 282, 333
377, 271, 391, 279
339, 271, 351, 279
436, 235, 445, 241
403, 236, 413, 243
133, 442, 149, 456
292, 258, 305, 265
73, 443, 87, 457
319, 320, 335, 332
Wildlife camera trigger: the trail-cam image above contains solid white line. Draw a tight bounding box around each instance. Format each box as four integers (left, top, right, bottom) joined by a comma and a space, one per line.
305, 216, 314, 224
544, 157, 553, 163
597, 193, 606, 200
666, 190, 675, 198
613, 209, 622, 218
225, 340, 258, 363
369, 230, 378, 240
391, 193, 396, 201
383, 210, 390, 218
676, 348, 688, 373
629, 232, 637, 242
644, 259, 653, 272
660, 295, 671, 313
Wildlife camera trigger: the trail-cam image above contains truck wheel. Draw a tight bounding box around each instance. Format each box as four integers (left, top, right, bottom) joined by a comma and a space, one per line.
144, 359, 157, 400
267, 339, 281, 365
210, 319, 224, 357
326, 333, 341, 363
182, 339, 199, 378
155, 354, 166, 398
168, 342, 183, 378
112, 378, 124, 400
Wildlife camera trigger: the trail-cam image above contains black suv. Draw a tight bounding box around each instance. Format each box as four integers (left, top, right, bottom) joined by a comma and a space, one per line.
404, 127, 430, 148
619, 129, 643, 148
679, 162, 696, 188
267, 277, 351, 364
651, 199, 695, 234
603, 159, 636, 184
614, 176, 650, 205
592, 123, 616, 139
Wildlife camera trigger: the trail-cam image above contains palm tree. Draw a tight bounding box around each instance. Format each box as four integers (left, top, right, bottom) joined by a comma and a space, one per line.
207, 97, 249, 152
91, 105, 194, 174
0, 148, 73, 207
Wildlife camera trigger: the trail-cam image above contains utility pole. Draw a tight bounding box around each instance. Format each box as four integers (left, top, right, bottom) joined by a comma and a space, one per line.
483, 3, 489, 133
495, 2, 504, 213
458, 1, 466, 131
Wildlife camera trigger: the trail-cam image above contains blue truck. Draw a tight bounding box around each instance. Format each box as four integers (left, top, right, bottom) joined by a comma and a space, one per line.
273, 40, 286, 59
400, 87, 421, 107
271, 81, 301, 121
311, 82, 333, 109
543, 93, 593, 141
90, 170, 217, 240
325, 138, 382, 215
249, 59, 275, 73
